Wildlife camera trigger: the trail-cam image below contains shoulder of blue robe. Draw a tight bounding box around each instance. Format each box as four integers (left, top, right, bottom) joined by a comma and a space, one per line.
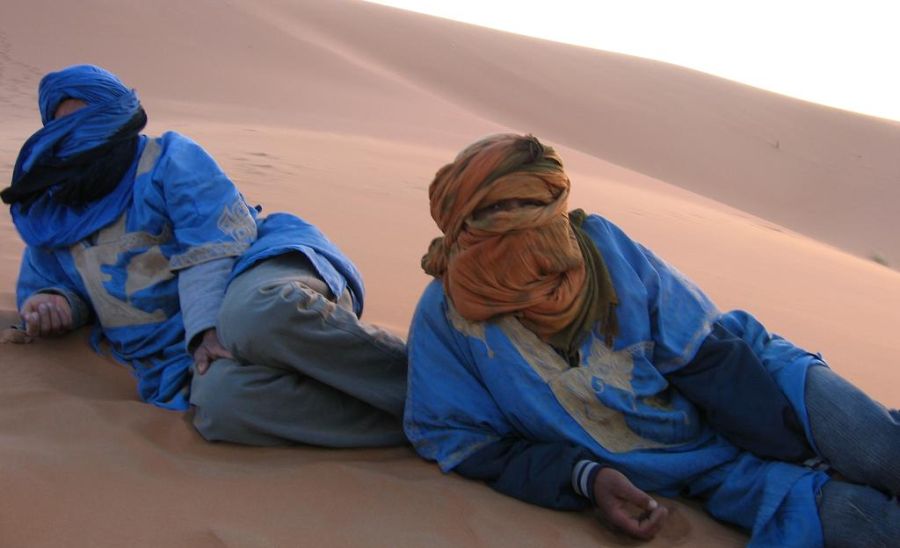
581, 213, 720, 372
404, 280, 514, 472
230, 212, 366, 317
151, 131, 228, 180
145, 131, 258, 270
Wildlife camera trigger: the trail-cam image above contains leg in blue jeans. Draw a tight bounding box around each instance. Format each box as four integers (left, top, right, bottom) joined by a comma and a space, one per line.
805, 364, 900, 495
806, 365, 900, 547
818, 480, 900, 548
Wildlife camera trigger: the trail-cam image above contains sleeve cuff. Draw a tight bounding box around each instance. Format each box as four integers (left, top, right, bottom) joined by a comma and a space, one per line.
572, 460, 603, 505
178, 257, 234, 351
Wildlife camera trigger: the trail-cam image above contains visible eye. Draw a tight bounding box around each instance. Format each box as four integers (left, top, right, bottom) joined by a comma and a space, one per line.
473, 200, 513, 219
53, 98, 88, 120
472, 198, 547, 220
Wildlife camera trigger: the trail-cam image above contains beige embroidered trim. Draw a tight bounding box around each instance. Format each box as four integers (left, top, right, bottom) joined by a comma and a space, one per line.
498, 316, 680, 453
70, 216, 173, 329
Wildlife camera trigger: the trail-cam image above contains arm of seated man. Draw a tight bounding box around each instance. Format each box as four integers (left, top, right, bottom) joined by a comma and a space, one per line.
178, 256, 235, 373
590, 465, 668, 540
455, 438, 667, 539
14, 246, 91, 341
20, 292, 73, 338
18, 287, 91, 339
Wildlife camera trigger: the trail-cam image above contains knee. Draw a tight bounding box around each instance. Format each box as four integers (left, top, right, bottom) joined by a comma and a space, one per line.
819, 480, 900, 547
190, 359, 256, 444
874, 414, 900, 453
848, 403, 900, 490
871, 422, 900, 492
217, 288, 270, 353
217, 279, 318, 357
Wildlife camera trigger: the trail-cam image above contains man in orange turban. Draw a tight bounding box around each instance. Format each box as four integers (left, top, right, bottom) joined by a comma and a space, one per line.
406, 134, 900, 546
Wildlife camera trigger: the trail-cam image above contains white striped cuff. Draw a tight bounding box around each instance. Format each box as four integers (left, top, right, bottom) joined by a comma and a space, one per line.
572, 459, 601, 503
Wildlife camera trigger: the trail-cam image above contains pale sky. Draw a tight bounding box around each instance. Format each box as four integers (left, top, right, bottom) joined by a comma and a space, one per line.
366, 0, 900, 122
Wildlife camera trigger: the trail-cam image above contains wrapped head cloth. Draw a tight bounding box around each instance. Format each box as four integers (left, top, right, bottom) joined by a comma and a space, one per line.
2, 64, 146, 207
422, 134, 617, 353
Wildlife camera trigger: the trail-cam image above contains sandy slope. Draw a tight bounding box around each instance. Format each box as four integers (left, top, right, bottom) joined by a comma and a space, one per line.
0, 0, 897, 545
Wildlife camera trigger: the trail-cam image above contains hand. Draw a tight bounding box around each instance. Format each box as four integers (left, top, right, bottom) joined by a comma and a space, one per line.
593, 467, 668, 540
193, 328, 233, 375
20, 293, 73, 338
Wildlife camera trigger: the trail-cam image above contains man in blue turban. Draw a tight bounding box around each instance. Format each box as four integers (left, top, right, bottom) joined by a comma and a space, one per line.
2, 64, 408, 447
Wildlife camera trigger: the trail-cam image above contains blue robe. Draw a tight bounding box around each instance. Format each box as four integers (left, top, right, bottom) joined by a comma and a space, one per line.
404, 214, 828, 546
16, 131, 364, 411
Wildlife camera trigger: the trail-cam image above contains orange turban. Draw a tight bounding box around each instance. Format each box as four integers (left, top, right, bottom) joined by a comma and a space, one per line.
422, 134, 595, 344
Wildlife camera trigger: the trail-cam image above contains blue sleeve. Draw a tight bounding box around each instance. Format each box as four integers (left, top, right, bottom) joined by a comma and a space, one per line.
404, 282, 514, 471
153, 133, 258, 271
455, 438, 600, 510
405, 283, 606, 510
178, 256, 234, 351
639, 242, 720, 371
16, 246, 91, 328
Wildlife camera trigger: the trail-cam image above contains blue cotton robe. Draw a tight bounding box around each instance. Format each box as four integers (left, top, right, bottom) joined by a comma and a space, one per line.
15, 131, 364, 411
404, 214, 829, 547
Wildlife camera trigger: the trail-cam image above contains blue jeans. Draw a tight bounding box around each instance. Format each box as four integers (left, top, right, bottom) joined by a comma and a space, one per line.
806, 365, 900, 547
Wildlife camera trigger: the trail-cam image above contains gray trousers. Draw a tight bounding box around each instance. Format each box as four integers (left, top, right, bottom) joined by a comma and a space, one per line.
189, 253, 408, 447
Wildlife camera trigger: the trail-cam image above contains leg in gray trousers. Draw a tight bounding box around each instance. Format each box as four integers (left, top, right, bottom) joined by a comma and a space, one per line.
190, 253, 408, 447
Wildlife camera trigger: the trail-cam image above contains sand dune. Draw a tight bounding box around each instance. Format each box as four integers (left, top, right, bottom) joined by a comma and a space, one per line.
1, 0, 898, 545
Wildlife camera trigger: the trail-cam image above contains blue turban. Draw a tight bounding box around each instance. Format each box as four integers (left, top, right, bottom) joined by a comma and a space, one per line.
16, 64, 143, 176
3, 64, 147, 246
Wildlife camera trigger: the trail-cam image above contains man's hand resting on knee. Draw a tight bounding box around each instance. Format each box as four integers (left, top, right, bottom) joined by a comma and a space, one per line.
193, 328, 234, 375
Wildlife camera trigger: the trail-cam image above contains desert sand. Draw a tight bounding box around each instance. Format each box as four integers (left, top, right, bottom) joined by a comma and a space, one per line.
1, 0, 898, 546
